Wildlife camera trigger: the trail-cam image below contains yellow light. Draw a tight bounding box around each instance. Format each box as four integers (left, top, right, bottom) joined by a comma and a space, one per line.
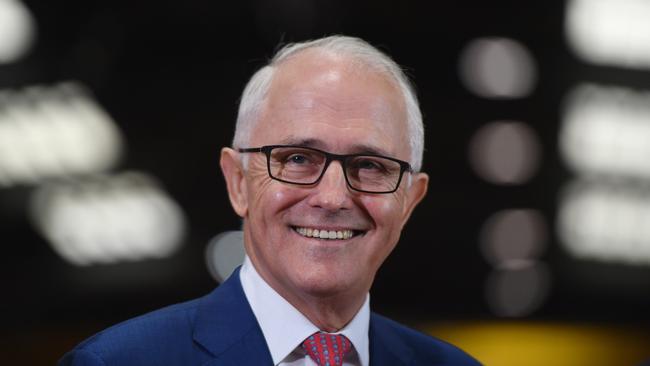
428, 321, 650, 366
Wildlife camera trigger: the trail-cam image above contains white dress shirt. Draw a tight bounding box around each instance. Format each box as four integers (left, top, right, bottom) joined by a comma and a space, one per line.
240, 256, 370, 366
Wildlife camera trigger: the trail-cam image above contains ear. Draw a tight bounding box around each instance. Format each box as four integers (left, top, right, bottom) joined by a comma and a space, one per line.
220, 147, 248, 217
400, 172, 429, 227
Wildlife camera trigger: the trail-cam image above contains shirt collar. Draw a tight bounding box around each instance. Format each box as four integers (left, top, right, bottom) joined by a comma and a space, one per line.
240, 256, 370, 366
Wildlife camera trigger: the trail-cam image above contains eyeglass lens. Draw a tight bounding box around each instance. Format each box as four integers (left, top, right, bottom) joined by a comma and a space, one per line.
268, 146, 402, 192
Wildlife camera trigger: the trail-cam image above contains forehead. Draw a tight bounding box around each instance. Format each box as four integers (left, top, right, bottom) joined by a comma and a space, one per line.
250, 51, 409, 157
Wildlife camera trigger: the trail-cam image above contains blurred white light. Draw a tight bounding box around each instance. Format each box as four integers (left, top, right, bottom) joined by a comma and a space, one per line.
480, 209, 547, 266
459, 37, 538, 99
566, 0, 650, 69
558, 181, 650, 265
469, 121, 542, 185
0, 82, 124, 187
205, 230, 245, 283
560, 84, 650, 180
485, 261, 551, 317
0, 0, 35, 64
29, 172, 186, 266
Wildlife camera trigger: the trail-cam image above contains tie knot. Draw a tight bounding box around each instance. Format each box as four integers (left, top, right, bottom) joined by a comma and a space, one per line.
301, 332, 353, 366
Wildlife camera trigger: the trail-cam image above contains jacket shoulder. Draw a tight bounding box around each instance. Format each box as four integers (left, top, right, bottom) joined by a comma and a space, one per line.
59, 296, 207, 366
371, 313, 482, 366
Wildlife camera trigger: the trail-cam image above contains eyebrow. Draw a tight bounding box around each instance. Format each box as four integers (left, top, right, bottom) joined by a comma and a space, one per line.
277, 136, 393, 157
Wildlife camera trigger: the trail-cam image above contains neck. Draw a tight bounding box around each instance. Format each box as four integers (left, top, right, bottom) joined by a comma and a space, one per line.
249, 258, 368, 332
287, 289, 367, 332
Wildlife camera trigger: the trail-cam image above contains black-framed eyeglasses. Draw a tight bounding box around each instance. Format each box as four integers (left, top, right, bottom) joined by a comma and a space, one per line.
238, 145, 413, 194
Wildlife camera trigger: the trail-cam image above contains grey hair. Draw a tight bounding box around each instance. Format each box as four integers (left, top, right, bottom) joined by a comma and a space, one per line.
232, 35, 425, 172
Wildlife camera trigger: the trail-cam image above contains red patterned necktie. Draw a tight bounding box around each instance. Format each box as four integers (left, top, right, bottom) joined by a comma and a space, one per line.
301, 331, 353, 366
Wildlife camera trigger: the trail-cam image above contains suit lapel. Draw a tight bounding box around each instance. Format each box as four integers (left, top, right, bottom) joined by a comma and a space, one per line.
368, 313, 412, 366
192, 269, 419, 366
193, 267, 273, 366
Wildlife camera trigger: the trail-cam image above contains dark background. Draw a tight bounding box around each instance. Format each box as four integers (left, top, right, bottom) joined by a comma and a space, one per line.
1, 0, 649, 364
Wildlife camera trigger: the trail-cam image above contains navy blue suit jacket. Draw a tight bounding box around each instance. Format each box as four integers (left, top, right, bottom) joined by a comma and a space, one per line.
60, 268, 481, 365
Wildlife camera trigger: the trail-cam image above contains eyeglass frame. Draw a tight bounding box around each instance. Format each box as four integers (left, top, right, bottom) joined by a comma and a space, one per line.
237, 144, 413, 194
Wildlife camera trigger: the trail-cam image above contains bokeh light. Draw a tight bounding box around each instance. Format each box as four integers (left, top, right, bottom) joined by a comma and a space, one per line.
558, 180, 650, 265
469, 121, 542, 185
0, 0, 35, 64
29, 171, 186, 266
0, 82, 124, 187
459, 37, 538, 99
566, 0, 650, 69
480, 209, 547, 266
485, 261, 551, 317
205, 230, 245, 283
430, 322, 650, 366
560, 83, 650, 180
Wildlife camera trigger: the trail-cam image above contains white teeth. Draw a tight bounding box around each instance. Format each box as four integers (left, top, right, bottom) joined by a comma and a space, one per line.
294, 227, 356, 240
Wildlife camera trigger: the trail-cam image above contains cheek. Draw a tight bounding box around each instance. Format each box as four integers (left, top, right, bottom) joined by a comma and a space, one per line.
355, 197, 403, 271
252, 183, 305, 224
361, 195, 403, 227
258, 189, 288, 207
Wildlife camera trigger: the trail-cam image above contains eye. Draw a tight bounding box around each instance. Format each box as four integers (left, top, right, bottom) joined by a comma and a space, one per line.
355, 158, 386, 171
271, 147, 324, 167
287, 154, 309, 164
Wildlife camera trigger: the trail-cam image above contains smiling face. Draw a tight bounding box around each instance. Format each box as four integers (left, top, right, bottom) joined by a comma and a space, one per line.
221, 50, 428, 307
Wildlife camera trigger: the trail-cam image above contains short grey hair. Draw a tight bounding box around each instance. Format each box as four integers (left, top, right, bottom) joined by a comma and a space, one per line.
233, 35, 425, 172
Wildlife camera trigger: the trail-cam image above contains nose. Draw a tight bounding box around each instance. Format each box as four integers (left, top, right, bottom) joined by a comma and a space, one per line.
306, 160, 352, 211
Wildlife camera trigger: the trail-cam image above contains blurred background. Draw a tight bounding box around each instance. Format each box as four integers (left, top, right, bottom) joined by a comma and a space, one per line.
1, 0, 650, 364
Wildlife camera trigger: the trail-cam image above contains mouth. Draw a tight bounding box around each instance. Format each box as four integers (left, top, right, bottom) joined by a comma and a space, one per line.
292, 226, 364, 240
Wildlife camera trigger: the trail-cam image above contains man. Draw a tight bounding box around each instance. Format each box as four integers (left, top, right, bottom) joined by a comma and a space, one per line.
60, 36, 480, 366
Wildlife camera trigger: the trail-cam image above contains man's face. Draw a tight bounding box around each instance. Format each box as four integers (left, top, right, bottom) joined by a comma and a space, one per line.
223, 51, 428, 303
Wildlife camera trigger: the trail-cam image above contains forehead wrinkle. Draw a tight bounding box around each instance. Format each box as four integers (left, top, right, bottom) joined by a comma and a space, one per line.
260, 93, 402, 151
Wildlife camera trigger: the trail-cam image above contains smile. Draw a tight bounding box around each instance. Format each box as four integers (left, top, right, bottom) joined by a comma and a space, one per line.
293, 226, 358, 240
